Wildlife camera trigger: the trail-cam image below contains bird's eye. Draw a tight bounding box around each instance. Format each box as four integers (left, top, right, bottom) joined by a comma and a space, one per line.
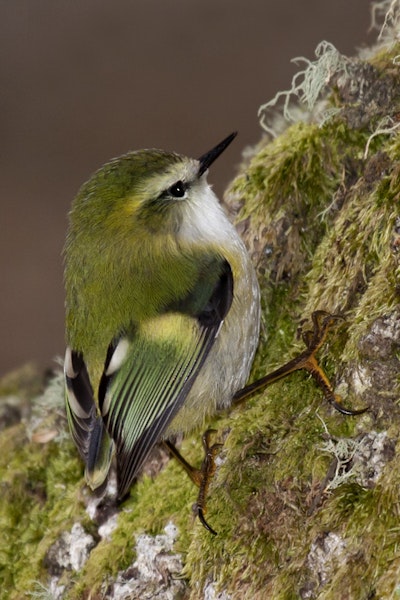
168, 180, 186, 198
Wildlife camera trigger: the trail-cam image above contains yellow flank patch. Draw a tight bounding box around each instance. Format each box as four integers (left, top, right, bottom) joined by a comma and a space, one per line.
139, 312, 197, 347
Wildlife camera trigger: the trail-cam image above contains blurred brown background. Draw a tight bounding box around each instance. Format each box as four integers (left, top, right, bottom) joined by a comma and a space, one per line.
1, 1, 374, 376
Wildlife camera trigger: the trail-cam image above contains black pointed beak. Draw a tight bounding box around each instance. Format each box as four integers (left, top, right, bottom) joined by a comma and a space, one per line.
197, 132, 237, 177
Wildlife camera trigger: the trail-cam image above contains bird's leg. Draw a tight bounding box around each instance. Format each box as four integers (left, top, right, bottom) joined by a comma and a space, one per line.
164, 429, 222, 535
233, 310, 368, 415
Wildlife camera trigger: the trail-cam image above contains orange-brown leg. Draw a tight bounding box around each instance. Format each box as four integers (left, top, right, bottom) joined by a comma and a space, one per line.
164, 429, 222, 535
233, 310, 368, 415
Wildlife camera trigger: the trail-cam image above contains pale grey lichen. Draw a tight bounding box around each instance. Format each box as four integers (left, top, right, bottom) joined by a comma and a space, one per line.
46, 522, 95, 573
104, 521, 185, 600
35, 523, 96, 600
29, 580, 65, 600
318, 426, 394, 490
203, 581, 232, 600
98, 512, 119, 541
364, 116, 400, 158
370, 0, 400, 42
307, 532, 347, 587
258, 41, 349, 135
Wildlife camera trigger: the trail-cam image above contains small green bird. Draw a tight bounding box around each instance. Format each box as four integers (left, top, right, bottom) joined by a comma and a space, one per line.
64, 133, 261, 500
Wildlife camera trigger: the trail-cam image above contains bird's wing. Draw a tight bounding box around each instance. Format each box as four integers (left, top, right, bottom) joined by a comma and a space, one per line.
100, 259, 233, 498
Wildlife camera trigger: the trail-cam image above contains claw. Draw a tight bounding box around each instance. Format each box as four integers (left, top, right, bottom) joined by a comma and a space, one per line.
327, 394, 369, 416
197, 506, 217, 536
164, 429, 223, 535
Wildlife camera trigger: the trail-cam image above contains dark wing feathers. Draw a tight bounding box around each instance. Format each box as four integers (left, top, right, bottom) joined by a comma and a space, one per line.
64, 348, 113, 487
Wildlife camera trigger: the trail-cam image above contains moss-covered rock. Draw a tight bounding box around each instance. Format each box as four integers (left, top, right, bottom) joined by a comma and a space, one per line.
1, 10, 400, 600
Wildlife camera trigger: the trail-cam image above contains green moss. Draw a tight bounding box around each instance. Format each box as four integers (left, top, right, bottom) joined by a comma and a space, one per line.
302, 153, 399, 351
0, 371, 83, 599
0, 431, 83, 598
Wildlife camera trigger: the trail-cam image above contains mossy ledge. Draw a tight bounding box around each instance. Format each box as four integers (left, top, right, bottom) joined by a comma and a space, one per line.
1, 26, 400, 600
